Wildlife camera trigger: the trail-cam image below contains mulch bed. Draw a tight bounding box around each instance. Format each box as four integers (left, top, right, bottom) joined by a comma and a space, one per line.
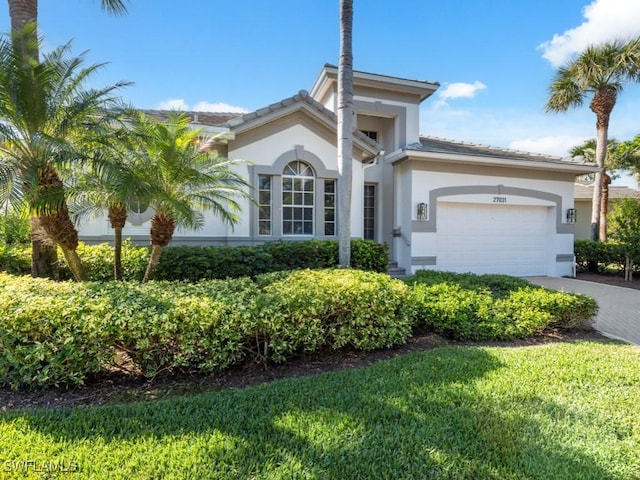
576, 271, 640, 290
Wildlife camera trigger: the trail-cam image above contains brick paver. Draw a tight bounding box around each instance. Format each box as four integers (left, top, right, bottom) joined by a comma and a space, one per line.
529, 277, 640, 346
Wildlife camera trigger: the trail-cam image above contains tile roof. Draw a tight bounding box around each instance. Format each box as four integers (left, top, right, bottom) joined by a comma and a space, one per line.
224, 90, 380, 151
406, 136, 587, 166
574, 183, 640, 199
139, 109, 243, 126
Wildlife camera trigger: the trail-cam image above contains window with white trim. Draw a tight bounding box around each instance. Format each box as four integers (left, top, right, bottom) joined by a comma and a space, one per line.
324, 180, 336, 236
363, 183, 376, 240
282, 161, 314, 235
257, 174, 272, 235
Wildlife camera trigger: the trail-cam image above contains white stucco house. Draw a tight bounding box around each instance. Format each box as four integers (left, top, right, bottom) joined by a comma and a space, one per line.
79, 64, 598, 277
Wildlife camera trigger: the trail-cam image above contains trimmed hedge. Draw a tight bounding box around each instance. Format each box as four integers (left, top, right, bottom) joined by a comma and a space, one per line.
0, 268, 599, 389
0, 269, 411, 389
154, 239, 389, 281
406, 270, 598, 341
0, 239, 389, 281
574, 239, 640, 273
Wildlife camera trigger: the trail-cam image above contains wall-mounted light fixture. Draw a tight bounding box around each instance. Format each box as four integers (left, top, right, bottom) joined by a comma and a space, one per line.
417, 202, 428, 220
566, 208, 577, 223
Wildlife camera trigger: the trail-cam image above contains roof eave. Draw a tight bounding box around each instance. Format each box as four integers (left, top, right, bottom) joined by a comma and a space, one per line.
387, 150, 601, 174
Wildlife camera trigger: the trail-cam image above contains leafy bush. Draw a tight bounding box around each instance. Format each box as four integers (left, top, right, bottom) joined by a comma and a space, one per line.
574, 240, 633, 273
155, 239, 389, 281
0, 243, 31, 275
95, 279, 257, 377
0, 267, 598, 389
0, 274, 114, 388
0, 213, 30, 245
256, 269, 413, 361
0, 269, 407, 388
407, 270, 598, 340
58, 240, 150, 281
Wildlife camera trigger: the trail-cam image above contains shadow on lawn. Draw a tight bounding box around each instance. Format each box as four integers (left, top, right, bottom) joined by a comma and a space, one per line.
5, 345, 617, 479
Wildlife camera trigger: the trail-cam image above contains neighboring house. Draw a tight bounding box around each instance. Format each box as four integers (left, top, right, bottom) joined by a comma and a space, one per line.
573, 183, 640, 240
79, 64, 598, 277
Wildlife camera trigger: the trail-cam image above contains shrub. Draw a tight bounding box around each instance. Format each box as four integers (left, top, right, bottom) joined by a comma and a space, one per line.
574, 240, 631, 273
58, 241, 150, 281
407, 270, 598, 340
155, 239, 388, 281
256, 269, 414, 361
0, 274, 114, 388
0, 243, 31, 275
154, 245, 274, 281
0, 213, 30, 245
96, 279, 257, 376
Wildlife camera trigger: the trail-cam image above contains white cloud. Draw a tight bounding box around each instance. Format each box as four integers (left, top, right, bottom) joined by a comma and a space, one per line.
438, 81, 487, 100
192, 101, 248, 113
156, 98, 189, 110
155, 99, 248, 113
509, 136, 590, 157
539, 0, 640, 68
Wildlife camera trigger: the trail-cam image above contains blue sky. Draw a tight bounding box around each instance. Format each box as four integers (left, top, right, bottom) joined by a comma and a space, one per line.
2, 0, 640, 167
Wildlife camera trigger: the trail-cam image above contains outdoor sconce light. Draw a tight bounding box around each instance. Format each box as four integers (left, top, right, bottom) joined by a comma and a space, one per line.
417, 202, 428, 220
566, 208, 577, 223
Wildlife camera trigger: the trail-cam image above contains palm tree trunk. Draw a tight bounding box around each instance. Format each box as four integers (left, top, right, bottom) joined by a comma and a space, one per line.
142, 245, 164, 283
8, 0, 37, 33
142, 212, 175, 282
114, 226, 123, 280
590, 124, 608, 241
337, 0, 354, 268
108, 203, 128, 281
60, 245, 88, 282
30, 216, 59, 279
599, 171, 611, 242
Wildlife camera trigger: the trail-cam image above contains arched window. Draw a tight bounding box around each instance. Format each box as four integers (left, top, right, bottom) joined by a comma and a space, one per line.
282, 161, 314, 235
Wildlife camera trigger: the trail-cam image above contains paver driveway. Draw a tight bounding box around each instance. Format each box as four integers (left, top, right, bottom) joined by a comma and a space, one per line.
529, 277, 640, 346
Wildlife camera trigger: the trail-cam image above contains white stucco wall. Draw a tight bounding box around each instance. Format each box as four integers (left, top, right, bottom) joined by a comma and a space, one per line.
403, 165, 577, 277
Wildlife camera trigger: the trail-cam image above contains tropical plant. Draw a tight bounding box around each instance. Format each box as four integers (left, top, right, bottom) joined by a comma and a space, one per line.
128, 112, 252, 282
616, 134, 640, 177
7, 0, 129, 277
571, 138, 626, 241
608, 198, 640, 281
66, 123, 153, 280
0, 29, 129, 281
8, 0, 128, 32
337, 0, 354, 267
546, 36, 640, 241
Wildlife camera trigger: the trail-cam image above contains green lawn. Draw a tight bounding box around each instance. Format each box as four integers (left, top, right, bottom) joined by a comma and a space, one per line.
1, 341, 639, 479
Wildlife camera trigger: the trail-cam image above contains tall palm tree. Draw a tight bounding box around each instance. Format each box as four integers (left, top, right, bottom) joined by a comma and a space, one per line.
8, 0, 128, 32
337, 0, 354, 268
0, 30, 130, 281
546, 36, 640, 241
128, 112, 251, 283
6, 0, 129, 277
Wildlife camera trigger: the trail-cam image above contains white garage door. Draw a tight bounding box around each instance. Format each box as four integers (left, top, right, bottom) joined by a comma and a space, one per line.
436, 202, 550, 277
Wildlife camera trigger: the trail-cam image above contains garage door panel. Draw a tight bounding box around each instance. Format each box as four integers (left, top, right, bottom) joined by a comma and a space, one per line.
436, 202, 549, 276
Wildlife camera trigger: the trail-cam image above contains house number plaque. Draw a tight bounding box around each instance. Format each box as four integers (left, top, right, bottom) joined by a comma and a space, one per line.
493, 196, 507, 203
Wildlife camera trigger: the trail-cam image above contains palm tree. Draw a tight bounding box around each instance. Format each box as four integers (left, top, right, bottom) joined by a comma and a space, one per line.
6, 0, 129, 277
8, 0, 128, 32
66, 131, 153, 280
546, 36, 640, 241
128, 112, 252, 283
0, 31, 129, 281
337, 0, 354, 268
571, 138, 627, 242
